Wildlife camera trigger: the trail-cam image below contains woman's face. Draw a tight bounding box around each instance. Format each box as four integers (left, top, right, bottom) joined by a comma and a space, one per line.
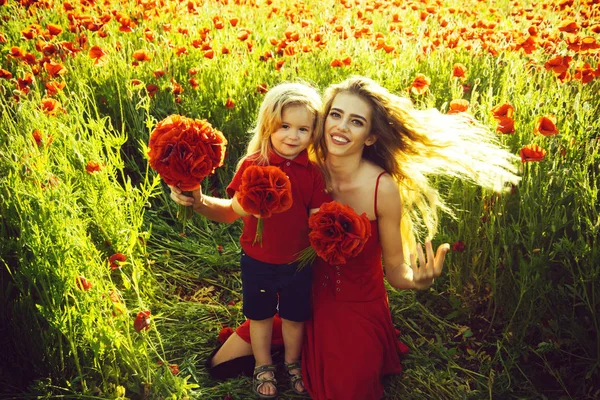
323, 92, 375, 157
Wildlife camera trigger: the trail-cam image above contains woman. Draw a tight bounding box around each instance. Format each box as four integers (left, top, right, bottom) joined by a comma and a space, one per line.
170, 76, 520, 399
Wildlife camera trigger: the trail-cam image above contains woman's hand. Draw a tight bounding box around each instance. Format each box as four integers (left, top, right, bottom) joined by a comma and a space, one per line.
168, 185, 201, 207
410, 240, 450, 290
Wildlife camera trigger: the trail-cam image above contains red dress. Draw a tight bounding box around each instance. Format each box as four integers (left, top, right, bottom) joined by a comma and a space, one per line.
301, 218, 408, 400
235, 173, 408, 399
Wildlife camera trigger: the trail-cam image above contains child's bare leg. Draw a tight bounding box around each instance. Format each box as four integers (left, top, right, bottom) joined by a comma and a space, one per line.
281, 318, 305, 393
210, 332, 253, 367
250, 317, 276, 396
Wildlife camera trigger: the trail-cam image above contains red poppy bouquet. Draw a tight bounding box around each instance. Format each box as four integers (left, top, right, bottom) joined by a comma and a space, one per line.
237, 165, 293, 245
148, 114, 227, 221
296, 201, 372, 269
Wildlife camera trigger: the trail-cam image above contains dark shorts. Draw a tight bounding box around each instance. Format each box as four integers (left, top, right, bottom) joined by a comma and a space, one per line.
240, 252, 313, 322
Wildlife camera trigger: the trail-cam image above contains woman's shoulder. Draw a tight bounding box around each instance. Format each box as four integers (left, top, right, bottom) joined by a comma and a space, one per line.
368, 168, 400, 210
361, 162, 393, 187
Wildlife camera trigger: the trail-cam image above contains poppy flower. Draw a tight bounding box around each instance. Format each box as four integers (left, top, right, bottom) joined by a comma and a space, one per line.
237, 166, 293, 219
134, 310, 151, 331
534, 116, 559, 136
237, 30, 249, 41
448, 99, 469, 114
148, 115, 227, 191
86, 161, 102, 174
580, 36, 600, 54
142, 84, 158, 98
544, 55, 572, 75
573, 63, 595, 84
225, 98, 235, 109
168, 364, 179, 375
213, 16, 224, 29
237, 165, 293, 244
330, 59, 343, 68
256, 83, 268, 94
171, 79, 183, 95
118, 17, 135, 33
109, 252, 126, 269
23, 53, 37, 66
558, 20, 579, 33
76, 276, 92, 291
32, 130, 43, 147
47, 23, 63, 36
218, 327, 234, 343
10, 46, 25, 58
299, 201, 372, 267
17, 73, 34, 94
410, 73, 430, 95
203, 49, 215, 59
519, 144, 546, 162
132, 49, 151, 62
41, 43, 58, 57
451, 240, 465, 252
0, 69, 12, 79
451, 63, 467, 79
44, 61, 67, 78
21, 24, 41, 40
491, 103, 514, 120
189, 78, 199, 89
41, 98, 62, 116
45, 80, 65, 97
496, 117, 515, 134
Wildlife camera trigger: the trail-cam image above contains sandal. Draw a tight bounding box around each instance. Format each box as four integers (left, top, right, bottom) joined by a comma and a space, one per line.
284, 361, 306, 395
253, 364, 278, 399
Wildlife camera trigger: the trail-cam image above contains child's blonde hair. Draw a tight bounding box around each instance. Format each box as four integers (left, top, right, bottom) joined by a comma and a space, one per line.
314, 76, 521, 260
238, 82, 322, 169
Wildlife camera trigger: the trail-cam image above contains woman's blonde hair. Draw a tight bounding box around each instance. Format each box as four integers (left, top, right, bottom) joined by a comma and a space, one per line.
238, 82, 322, 169
313, 76, 521, 259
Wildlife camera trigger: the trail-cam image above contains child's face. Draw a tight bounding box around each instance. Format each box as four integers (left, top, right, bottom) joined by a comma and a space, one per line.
270, 105, 315, 160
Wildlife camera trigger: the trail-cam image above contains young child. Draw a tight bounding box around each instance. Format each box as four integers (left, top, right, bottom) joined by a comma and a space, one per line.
169, 82, 330, 398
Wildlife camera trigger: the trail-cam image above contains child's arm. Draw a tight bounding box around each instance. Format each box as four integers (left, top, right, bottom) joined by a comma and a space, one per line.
376, 175, 449, 290
169, 185, 240, 224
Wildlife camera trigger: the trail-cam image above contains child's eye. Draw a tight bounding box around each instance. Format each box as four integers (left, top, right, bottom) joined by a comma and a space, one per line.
329, 111, 341, 118
300, 127, 310, 133
281, 124, 289, 129
352, 119, 363, 126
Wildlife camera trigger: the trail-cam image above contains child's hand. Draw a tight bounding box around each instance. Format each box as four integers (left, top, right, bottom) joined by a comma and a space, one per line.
168, 185, 201, 207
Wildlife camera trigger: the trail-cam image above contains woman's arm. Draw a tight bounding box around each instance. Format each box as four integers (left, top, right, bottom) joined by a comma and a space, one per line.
376, 176, 449, 290
169, 185, 241, 224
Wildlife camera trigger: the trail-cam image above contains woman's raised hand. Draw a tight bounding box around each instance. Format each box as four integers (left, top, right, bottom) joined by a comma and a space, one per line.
168, 185, 201, 207
410, 240, 450, 290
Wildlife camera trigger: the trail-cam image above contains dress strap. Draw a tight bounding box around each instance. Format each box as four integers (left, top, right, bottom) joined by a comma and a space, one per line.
374, 171, 387, 218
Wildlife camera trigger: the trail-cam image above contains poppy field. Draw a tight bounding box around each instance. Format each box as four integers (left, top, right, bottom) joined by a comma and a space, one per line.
0, 0, 599, 398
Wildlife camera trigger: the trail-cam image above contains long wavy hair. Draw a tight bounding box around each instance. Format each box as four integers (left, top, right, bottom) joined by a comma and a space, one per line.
313, 76, 520, 259
238, 82, 322, 169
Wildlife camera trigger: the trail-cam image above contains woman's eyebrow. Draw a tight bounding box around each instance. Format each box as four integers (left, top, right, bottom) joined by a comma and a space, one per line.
330, 107, 367, 122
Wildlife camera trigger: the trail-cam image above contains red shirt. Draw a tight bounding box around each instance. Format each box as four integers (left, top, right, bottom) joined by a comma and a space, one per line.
227, 150, 331, 264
